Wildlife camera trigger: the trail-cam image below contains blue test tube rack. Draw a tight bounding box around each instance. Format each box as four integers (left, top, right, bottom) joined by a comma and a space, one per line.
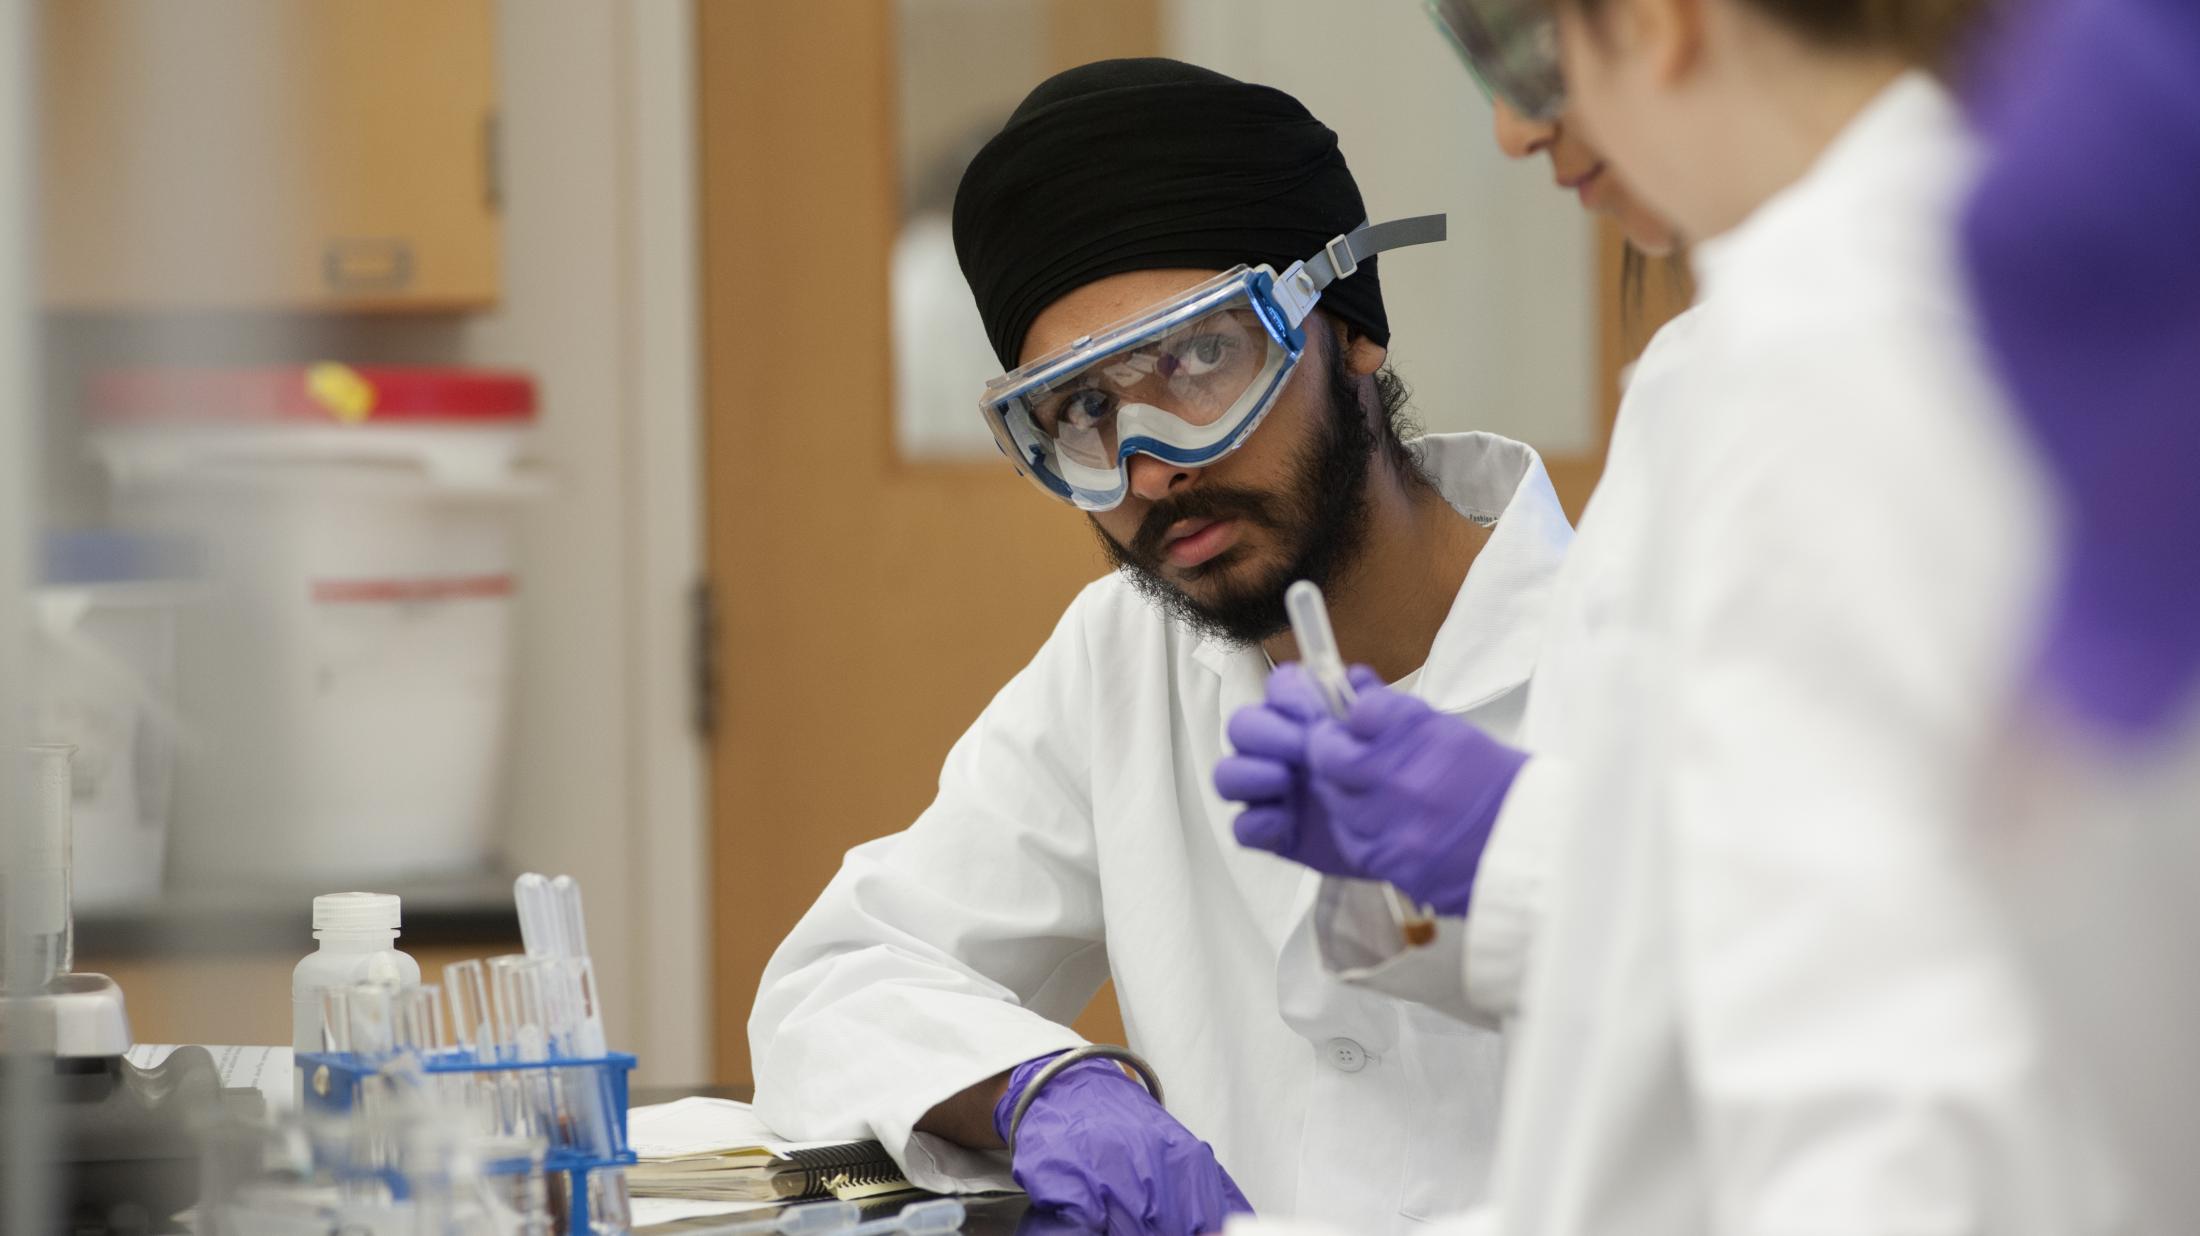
298, 1048, 639, 1236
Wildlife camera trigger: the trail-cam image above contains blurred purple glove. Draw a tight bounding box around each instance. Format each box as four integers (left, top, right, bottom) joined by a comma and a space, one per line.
1963, 0, 2200, 739
994, 1051, 1253, 1236
1218, 665, 1527, 916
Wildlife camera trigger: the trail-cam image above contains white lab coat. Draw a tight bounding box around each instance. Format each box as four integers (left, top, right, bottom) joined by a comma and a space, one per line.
749, 432, 1574, 1232
1254, 74, 2131, 1236
1302, 303, 1702, 1032
1487, 73, 2128, 1235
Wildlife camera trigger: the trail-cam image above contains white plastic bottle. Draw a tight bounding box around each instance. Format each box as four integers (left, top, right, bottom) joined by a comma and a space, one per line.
291, 892, 422, 1065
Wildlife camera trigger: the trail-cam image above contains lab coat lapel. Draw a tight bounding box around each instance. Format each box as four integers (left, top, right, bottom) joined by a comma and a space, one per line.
1184, 431, 1572, 719
1194, 627, 1327, 929
1412, 434, 1575, 715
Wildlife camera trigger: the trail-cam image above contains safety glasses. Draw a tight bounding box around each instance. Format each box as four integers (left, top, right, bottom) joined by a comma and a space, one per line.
1424, 0, 1567, 122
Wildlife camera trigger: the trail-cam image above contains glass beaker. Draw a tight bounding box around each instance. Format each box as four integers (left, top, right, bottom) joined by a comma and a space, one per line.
3, 744, 75, 994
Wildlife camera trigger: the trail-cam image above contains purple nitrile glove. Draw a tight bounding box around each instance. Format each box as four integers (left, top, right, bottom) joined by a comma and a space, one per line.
994, 1051, 1253, 1236
1963, 0, 2200, 739
1215, 664, 1351, 870
1298, 667, 1529, 917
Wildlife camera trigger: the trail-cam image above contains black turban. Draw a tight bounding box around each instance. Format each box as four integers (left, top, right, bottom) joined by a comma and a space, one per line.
954, 58, 1388, 370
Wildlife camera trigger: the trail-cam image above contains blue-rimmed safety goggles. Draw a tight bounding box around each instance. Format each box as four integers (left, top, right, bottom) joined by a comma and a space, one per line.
980, 215, 1447, 512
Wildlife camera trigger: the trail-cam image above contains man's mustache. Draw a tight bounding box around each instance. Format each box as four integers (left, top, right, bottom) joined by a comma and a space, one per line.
1128, 488, 1282, 563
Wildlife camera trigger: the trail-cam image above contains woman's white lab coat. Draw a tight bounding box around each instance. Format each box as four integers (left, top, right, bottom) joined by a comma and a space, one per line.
1282, 74, 2131, 1236
1487, 74, 2128, 1234
749, 433, 1576, 1235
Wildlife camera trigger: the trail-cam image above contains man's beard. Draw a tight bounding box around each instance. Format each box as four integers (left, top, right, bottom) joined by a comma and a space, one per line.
1093, 354, 1380, 645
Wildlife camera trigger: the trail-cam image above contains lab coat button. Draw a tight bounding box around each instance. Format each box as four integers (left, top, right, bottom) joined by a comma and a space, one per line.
1324, 1037, 1368, 1073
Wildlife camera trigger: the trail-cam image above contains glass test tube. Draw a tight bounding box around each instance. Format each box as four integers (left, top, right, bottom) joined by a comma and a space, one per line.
444, 958, 493, 1058
318, 987, 354, 1053
392, 983, 444, 1057
345, 982, 397, 1060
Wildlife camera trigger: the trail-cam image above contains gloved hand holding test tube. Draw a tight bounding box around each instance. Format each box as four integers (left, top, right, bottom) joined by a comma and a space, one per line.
1283, 581, 1440, 947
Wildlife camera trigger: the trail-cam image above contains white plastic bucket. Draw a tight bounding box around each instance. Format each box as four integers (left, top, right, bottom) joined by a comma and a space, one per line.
90, 365, 539, 886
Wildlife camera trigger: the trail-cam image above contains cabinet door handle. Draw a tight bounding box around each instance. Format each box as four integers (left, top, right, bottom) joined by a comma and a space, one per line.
322, 237, 415, 293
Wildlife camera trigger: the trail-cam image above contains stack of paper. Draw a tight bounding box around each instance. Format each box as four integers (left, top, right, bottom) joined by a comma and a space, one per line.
628, 1097, 911, 1203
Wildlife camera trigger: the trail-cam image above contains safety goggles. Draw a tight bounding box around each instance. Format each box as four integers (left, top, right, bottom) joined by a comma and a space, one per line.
981, 215, 1448, 512
1424, 0, 1567, 122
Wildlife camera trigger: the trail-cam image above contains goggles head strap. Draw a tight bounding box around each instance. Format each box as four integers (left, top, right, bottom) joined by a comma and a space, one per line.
1271, 213, 1450, 328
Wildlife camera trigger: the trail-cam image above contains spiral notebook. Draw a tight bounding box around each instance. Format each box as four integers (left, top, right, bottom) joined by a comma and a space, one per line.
629, 1097, 912, 1202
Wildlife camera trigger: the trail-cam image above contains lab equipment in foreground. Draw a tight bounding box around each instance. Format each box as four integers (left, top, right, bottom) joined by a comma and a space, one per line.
518, 872, 633, 1229
5, 743, 76, 990
299, 980, 635, 1236
1285, 581, 1439, 947
200, 1080, 552, 1236
981, 216, 1447, 511
291, 890, 423, 1099
33, 529, 195, 909
2, 744, 263, 1233
298, 870, 640, 1235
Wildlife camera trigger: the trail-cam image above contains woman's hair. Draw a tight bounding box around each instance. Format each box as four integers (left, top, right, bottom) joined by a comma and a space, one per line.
1567, 0, 1995, 70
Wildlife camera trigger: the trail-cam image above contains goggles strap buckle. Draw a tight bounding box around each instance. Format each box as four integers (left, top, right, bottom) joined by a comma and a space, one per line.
1277, 214, 1451, 327
1272, 263, 1323, 328
1325, 233, 1361, 282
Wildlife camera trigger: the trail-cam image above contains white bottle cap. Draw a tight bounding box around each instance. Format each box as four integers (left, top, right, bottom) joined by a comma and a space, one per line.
313, 892, 402, 934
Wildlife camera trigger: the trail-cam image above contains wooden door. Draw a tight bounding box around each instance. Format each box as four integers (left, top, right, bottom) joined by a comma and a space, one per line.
700, 1, 1157, 1084
39, 0, 500, 310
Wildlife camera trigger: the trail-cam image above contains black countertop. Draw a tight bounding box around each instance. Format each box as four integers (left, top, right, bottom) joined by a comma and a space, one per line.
74, 870, 522, 957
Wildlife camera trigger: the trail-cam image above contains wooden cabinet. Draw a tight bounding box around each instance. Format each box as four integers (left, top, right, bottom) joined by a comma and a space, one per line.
39, 0, 501, 311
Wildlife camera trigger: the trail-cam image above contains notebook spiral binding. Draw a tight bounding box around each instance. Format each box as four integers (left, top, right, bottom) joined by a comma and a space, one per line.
779, 1140, 905, 1197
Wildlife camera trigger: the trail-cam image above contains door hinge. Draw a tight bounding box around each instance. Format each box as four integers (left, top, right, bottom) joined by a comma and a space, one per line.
689, 577, 721, 740
483, 110, 505, 213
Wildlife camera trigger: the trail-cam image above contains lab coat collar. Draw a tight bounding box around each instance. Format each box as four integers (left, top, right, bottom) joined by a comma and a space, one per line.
1190, 431, 1573, 714
1691, 70, 1961, 295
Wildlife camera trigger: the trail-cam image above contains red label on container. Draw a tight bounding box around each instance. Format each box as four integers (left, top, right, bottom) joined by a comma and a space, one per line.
309, 574, 517, 604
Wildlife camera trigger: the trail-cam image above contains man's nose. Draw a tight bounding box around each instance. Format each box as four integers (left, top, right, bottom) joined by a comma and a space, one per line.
1126, 451, 1198, 503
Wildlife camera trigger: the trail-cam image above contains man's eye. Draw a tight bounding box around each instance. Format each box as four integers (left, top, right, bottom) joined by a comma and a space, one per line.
1170, 333, 1234, 377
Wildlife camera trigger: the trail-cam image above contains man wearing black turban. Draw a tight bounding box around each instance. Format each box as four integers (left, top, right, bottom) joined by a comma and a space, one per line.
753, 59, 1577, 1235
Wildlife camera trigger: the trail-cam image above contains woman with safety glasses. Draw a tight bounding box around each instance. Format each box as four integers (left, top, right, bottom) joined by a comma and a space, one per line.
1220, 0, 2131, 1231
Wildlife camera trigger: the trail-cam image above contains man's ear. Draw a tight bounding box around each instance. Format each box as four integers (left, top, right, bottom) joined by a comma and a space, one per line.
1339, 327, 1388, 379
